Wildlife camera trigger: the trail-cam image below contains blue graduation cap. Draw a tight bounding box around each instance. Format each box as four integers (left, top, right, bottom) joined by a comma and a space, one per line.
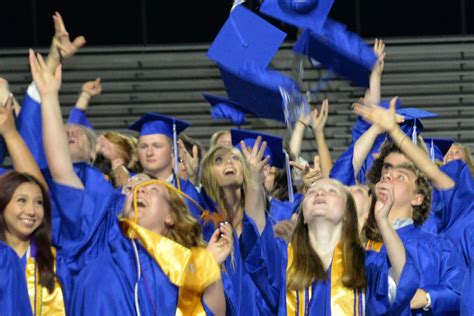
397, 107, 438, 145
231, 128, 295, 202
129, 113, 190, 138
129, 113, 191, 176
231, 128, 285, 168
424, 138, 454, 162
67, 108, 93, 129
260, 0, 334, 35
219, 64, 300, 124
207, 5, 287, 73
293, 19, 377, 87
203, 93, 248, 126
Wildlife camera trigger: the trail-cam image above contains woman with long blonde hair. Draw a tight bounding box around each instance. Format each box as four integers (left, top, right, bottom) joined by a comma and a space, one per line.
30, 49, 229, 315
240, 138, 419, 315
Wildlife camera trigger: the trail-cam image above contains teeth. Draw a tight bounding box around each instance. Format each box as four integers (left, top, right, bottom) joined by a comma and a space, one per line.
20, 218, 34, 224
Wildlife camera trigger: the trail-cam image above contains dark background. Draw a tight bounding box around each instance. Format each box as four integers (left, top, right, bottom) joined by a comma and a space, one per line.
1, 0, 472, 48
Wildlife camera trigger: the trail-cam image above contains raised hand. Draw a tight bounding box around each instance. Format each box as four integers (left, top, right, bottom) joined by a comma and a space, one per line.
82, 77, 102, 97
374, 181, 395, 223
240, 136, 270, 186
273, 219, 296, 243
0, 78, 11, 106
0, 94, 17, 137
353, 97, 399, 133
372, 38, 386, 76
177, 139, 200, 182
310, 99, 329, 133
29, 49, 62, 97
207, 222, 233, 265
51, 12, 86, 60
290, 154, 323, 191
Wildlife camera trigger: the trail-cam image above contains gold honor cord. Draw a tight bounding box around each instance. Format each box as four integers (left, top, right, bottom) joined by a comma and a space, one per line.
131, 180, 208, 225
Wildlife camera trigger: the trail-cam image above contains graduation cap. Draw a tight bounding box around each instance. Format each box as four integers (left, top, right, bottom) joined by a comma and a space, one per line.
219, 64, 300, 124
260, 0, 334, 35
293, 19, 377, 87
203, 93, 248, 126
424, 138, 454, 162
231, 128, 295, 202
397, 108, 438, 145
207, 5, 287, 73
129, 113, 191, 176
67, 108, 93, 129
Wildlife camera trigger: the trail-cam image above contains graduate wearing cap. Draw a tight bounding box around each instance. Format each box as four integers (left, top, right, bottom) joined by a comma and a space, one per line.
30, 50, 228, 316
231, 129, 302, 223
355, 98, 465, 315
129, 113, 208, 219
200, 137, 289, 315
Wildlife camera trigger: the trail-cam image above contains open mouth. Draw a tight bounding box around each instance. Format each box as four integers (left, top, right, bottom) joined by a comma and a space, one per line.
19, 218, 35, 226
68, 138, 77, 145
224, 168, 236, 176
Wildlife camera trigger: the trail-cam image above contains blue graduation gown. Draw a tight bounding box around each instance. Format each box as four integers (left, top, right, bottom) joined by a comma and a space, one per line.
0, 241, 32, 316
172, 175, 208, 220
423, 160, 474, 245
378, 225, 464, 315
50, 164, 214, 315
460, 227, 474, 315
268, 193, 303, 223
240, 215, 419, 316
17, 93, 48, 170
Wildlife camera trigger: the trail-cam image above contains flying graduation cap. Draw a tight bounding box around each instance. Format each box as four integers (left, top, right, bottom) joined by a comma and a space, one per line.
260, 0, 334, 35
293, 18, 377, 87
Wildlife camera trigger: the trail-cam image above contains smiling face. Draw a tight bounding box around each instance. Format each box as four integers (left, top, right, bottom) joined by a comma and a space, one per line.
210, 148, 244, 188
123, 181, 174, 235
138, 134, 173, 178
3, 182, 44, 242
302, 178, 347, 226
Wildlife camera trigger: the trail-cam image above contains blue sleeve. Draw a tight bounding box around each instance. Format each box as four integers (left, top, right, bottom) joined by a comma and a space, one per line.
329, 143, 357, 186
239, 214, 285, 313
422, 238, 464, 314
50, 164, 117, 259
427, 160, 474, 240
17, 93, 48, 169
0, 242, 33, 316
67, 107, 93, 128
365, 245, 420, 316
178, 177, 208, 219
460, 227, 474, 315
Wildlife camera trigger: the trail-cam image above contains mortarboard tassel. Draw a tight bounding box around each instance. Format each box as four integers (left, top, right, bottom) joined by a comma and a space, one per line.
172, 120, 180, 187
430, 139, 435, 162
284, 150, 295, 203
230, 17, 248, 47
411, 121, 418, 145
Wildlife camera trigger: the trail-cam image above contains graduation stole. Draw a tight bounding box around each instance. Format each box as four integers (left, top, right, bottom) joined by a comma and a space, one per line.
286, 244, 365, 316
25, 247, 65, 316
120, 219, 221, 316
365, 240, 384, 252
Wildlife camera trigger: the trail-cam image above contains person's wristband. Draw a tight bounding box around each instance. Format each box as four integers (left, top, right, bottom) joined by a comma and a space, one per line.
297, 119, 308, 128
422, 292, 431, 311
79, 90, 92, 99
